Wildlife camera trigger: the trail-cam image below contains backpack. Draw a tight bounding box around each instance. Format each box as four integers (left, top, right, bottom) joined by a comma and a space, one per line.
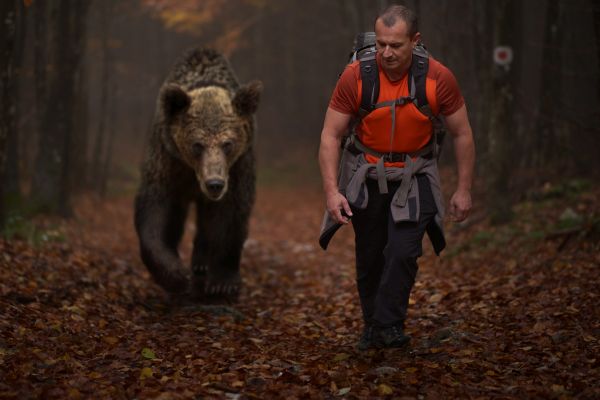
345, 32, 446, 160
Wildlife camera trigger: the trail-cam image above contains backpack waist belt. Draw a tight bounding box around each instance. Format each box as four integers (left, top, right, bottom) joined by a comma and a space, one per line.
345, 134, 435, 194
346, 134, 434, 162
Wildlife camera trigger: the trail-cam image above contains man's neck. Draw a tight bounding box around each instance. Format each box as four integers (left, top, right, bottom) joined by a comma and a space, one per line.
383, 67, 409, 82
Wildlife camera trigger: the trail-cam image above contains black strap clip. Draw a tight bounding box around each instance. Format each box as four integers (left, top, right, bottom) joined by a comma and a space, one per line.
382, 153, 407, 163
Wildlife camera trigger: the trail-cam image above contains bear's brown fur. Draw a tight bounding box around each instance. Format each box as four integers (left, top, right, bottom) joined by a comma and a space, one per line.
134, 48, 261, 301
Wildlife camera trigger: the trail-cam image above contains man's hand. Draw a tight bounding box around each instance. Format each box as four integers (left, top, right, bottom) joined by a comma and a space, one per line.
448, 189, 471, 222
319, 107, 354, 224
326, 191, 353, 224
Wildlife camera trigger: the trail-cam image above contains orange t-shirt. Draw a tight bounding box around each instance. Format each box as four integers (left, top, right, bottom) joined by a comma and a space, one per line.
329, 54, 464, 165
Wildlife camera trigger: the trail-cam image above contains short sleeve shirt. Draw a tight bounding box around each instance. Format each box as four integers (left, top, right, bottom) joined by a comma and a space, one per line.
329, 55, 464, 117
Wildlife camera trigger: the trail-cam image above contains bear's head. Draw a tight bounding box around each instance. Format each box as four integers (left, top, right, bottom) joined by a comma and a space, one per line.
160, 81, 262, 201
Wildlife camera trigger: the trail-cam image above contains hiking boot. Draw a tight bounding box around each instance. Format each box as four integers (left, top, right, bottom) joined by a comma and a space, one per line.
356, 324, 376, 351
376, 325, 411, 348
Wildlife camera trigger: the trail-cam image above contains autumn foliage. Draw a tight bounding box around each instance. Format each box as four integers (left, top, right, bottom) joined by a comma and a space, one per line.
0, 176, 599, 398
141, 0, 271, 55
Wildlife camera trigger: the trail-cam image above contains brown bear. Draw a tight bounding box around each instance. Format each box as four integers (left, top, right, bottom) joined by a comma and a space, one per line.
134, 48, 261, 302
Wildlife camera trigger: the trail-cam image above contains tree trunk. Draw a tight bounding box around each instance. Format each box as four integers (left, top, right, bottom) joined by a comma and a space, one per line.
59, 0, 91, 215
341, 0, 363, 34
487, 0, 521, 223
54, 0, 73, 217
70, 0, 92, 194
0, 0, 18, 227
532, 0, 564, 171
31, 0, 91, 216
471, 0, 494, 164
31, 1, 60, 213
90, 0, 111, 191
592, 1, 600, 105
4, 0, 27, 203
413, 0, 420, 18
33, 0, 48, 165
100, 81, 118, 198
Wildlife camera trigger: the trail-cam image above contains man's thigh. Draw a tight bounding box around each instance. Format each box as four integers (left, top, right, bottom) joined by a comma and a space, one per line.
385, 175, 437, 259
351, 179, 400, 261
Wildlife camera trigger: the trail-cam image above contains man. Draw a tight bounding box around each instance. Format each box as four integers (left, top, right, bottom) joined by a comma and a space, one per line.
318, 5, 475, 350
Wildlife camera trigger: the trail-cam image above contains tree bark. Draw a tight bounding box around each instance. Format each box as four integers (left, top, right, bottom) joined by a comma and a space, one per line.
533, 0, 563, 171
4, 0, 27, 202
592, 1, 600, 105
100, 81, 118, 198
70, 0, 92, 193
31, 1, 60, 213
487, 0, 521, 223
33, 0, 48, 151
59, 0, 91, 215
91, 0, 111, 190
0, 0, 18, 227
31, 0, 91, 216
471, 0, 493, 163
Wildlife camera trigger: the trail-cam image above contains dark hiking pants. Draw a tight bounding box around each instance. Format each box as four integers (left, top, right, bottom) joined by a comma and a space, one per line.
350, 174, 438, 328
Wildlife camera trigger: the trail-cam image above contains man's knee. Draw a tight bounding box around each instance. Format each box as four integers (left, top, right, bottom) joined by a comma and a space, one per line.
383, 241, 422, 261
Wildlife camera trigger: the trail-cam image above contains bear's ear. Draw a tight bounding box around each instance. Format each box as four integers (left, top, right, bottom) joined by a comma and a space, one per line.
232, 80, 262, 117
160, 84, 190, 120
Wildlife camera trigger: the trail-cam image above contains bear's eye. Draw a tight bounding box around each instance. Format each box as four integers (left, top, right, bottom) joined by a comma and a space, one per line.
192, 142, 204, 157
222, 140, 234, 156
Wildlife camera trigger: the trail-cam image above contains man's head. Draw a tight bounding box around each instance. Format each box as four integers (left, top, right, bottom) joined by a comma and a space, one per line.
374, 5, 421, 78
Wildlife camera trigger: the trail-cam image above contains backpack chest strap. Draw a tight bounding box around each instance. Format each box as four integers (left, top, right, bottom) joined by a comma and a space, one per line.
371, 73, 418, 164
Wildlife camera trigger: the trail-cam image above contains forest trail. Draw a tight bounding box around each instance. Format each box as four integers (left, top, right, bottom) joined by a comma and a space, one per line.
1, 180, 599, 399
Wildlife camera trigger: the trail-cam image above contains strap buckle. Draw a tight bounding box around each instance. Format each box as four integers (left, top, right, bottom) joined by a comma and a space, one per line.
383, 153, 407, 163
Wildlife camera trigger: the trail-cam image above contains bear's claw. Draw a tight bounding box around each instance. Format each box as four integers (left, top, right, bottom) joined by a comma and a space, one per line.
205, 282, 240, 298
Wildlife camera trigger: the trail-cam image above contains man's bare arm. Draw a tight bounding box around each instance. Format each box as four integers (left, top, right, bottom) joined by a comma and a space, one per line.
444, 104, 475, 222
318, 107, 353, 224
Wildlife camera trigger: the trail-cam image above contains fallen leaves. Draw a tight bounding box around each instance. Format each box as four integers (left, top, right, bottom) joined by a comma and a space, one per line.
377, 383, 393, 395
332, 353, 350, 362
103, 336, 119, 345
141, 348, 156, 359
139, 367, 153, 379
0, 181, 599, 398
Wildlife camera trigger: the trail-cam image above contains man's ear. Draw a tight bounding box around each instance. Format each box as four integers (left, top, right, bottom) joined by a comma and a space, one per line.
412, 32, 422, 47
160, 84, 190, 120
232, 80, 262, 117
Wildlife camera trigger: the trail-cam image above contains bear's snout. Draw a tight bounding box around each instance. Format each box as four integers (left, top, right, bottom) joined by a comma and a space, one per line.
205, 179, 225, 197
198, 147, 229, 201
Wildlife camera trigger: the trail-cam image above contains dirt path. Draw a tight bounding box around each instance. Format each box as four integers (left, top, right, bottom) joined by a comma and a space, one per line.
1, 183, 598, 399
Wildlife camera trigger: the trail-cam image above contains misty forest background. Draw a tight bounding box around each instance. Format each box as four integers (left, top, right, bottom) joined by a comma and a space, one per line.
1, 0, 599, 224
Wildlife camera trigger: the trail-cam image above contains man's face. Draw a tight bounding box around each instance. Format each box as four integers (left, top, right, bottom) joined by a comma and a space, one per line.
375, 18, 420, 76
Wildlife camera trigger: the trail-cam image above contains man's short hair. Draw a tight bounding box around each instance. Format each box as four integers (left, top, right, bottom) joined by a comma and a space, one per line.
376, 5, 419, 37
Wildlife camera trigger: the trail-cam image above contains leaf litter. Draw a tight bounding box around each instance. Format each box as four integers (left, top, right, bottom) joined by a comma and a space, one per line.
0, 178, 598, 398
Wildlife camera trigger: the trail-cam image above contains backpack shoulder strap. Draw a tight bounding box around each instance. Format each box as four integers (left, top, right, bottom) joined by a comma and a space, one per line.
358, 50, 379, 118
410, 44, 447, 159
410, 44, 430, 109
359, 44, 431, 116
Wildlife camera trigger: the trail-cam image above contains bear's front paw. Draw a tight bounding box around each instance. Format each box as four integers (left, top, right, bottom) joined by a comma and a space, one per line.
204, 282, 241, 304
159, 267, 190, 294
205, 282, 240, 296
189, 276, 240, 304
